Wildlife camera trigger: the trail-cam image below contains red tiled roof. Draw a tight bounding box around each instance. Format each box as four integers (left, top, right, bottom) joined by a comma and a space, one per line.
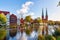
0, 11, 10, 15
10, 14, 17, 18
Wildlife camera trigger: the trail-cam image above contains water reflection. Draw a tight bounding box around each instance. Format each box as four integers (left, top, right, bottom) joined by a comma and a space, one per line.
9, 29, 17, 38
27, 31, 38, 40
6, 30, 38, 40
5, 25, 56, 40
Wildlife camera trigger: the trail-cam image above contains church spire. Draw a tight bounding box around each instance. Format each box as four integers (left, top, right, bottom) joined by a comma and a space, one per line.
46, 8, 48, 20
42, 8, 44, 20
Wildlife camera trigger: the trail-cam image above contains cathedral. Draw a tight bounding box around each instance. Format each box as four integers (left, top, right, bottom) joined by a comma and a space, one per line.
38, 8, 48, 35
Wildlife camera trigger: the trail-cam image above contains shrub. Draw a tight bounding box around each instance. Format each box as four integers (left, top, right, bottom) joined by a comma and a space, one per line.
57, 36, 60, 40
53, 29, 60, 37
45, 35, 56, 40
38, 35, 45, 40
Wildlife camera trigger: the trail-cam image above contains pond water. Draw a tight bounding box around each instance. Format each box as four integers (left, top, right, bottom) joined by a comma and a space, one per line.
6, 30, 38, 40
6, 25, 57, 40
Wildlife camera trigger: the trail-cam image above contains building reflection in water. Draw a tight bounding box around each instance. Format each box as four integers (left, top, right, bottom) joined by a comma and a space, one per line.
6, 29, 38, 40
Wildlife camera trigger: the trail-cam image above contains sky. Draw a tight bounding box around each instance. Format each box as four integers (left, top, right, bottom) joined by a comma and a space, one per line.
0, 0, 60, 21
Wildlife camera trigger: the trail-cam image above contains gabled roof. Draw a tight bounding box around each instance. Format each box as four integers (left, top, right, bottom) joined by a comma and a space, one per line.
10, 14, 17, 18
0, 11, 10, 15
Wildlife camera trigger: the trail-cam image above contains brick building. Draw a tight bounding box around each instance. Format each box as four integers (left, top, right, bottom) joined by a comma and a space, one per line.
10, 14, 17, 28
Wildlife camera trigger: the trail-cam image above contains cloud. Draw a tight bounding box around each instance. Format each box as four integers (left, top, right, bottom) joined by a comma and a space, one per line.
0, 9, 8, 11
24, 12, 35, 19
24, 12, 34, 16
27, 12, 34, 16
49, 13, 60, 21
17, 1, 34, 14
49, 8, 60, 21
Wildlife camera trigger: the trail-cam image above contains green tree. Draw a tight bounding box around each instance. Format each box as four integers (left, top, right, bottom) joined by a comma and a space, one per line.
0, 13, 7, 40
48, 20, 55, 25
0, 13, 7, 28
36, 17, 42, 23
25, 15, 32, 22
57, 1, 60, 7
45, 35, 56, 40
53, 28, 60, 37
0, 13, 7, 24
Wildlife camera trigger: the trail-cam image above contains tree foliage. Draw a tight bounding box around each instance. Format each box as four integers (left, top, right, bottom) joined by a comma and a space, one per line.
25, 15, 32, 22
48, 20, 55, 25
45, 35, 56, 40
53, 28, 60, 37
0, 13, 7, 24
36, 17, 42, 23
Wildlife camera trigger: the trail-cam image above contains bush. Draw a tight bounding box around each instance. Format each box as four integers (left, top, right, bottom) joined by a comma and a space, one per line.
53, 29, 60, 37
45, 35, 52, 40
52, 36, 56, 40
38, 35, 45, 40
45, 35, 56, 40
57, 36, 60, 40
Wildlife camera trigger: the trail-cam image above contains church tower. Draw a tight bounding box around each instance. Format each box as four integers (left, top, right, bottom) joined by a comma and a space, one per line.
41, 8, 48, 35
45, 8, 48, 21
42, 8, 44, 20
42, 8, 48, 23
45, 8, 48, 35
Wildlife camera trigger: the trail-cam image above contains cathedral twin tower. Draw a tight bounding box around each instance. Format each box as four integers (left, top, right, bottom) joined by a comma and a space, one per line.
42, 8, 48, 23
41, 8, 48, 35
